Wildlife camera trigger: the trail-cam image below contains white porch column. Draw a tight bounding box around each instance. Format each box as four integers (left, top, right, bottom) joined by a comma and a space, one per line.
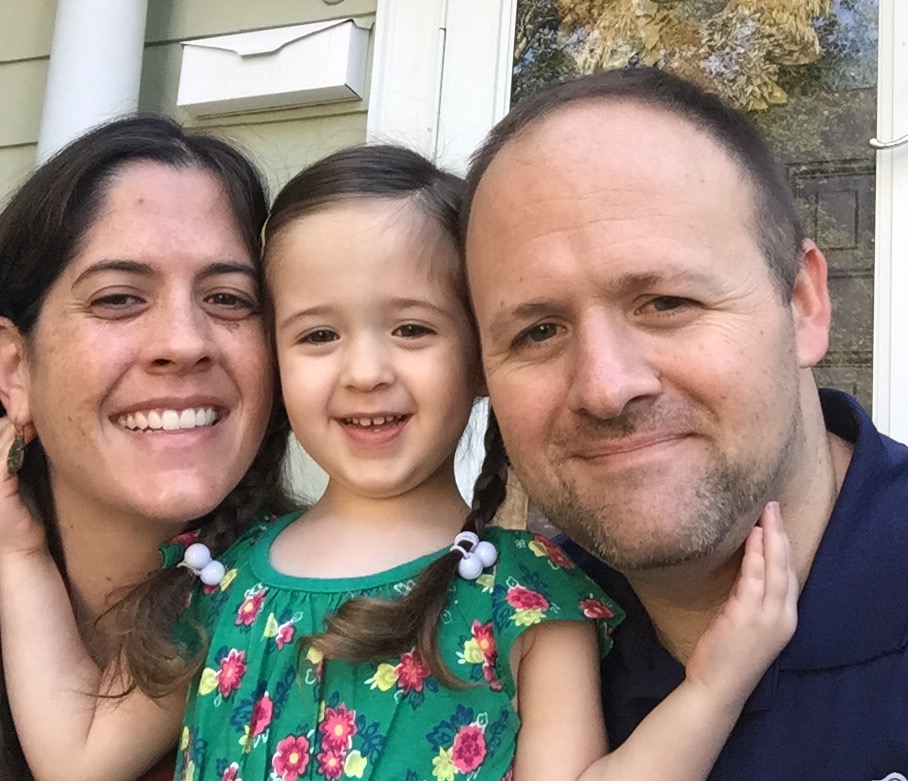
36, 0, 149, 162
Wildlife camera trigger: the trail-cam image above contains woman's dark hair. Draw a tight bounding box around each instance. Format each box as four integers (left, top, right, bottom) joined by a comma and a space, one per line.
0, 115, 293, 777
462, 66, 805, 300
265, 145, 512, 686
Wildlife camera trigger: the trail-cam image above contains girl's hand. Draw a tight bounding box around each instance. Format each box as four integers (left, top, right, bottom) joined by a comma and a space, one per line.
684, 502, 798, 707
0, 417, 46, 557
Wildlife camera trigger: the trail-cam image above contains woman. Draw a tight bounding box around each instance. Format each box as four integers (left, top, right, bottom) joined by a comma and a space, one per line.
0, 117, 292, 780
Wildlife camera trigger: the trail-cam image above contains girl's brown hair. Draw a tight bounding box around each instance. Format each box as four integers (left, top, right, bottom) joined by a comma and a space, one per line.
265, 145, 511, 686
0, 116, 293, 778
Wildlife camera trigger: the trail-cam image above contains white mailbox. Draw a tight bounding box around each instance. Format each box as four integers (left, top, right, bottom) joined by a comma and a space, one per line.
177, 18, 373, 117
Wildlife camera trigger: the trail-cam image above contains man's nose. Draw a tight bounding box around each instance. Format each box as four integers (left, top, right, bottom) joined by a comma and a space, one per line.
565, 315, 661, 420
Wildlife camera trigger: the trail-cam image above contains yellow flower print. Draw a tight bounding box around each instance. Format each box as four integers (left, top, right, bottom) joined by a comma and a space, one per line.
475, 573, 495, 592
527, 539, 548, 559
307, 646, 324, 665
432, 747, 457, 781
220, 568, 237, 590
198, 667, 218, 696
344, 749, 368, 778
263, 613, 279, 639
180, 727, 191, 750
365, 662, 400, 691
511, 608, 546, 627
459, 638, 485, 665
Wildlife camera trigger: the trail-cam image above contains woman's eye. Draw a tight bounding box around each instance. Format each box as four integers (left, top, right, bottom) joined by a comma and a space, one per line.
206, 292, 258, 313
90, 293, 144, 310
393, 323, 432, 338
301, 329, 338, 344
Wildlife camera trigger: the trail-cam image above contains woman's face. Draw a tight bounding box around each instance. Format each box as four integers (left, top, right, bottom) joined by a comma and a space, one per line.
18, 161, 272, 530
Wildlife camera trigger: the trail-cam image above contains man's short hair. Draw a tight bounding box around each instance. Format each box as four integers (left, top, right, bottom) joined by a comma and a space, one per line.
462, 67, 805, 299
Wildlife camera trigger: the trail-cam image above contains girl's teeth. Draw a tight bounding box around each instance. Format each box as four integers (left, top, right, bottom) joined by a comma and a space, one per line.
118, 407, 219, 431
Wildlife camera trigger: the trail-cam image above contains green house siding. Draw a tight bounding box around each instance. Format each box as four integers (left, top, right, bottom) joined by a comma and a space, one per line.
0, 0, 376, 203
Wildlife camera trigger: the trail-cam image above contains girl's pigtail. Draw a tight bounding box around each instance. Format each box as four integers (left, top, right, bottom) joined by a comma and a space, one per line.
308, 406, 510, 687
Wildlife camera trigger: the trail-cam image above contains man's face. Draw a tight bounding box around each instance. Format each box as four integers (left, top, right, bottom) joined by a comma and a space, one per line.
467, 102, 825, 571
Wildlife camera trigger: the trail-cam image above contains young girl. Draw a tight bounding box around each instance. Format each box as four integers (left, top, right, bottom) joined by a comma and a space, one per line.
0, 145, 796, 781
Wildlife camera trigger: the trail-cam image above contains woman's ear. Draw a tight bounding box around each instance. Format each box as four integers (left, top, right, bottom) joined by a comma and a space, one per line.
0, 318, 32, 425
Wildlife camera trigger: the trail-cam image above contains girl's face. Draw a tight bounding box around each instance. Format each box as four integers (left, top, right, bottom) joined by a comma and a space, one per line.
14, 161, 272, 531
269, 198, 481, 501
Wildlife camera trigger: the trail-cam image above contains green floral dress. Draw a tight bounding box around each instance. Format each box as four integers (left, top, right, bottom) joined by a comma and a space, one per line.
166, 512, 623, 781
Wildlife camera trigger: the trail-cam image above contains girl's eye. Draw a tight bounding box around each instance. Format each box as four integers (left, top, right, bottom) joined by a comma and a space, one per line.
301, 329, 339, 344
393, 323, 432, 338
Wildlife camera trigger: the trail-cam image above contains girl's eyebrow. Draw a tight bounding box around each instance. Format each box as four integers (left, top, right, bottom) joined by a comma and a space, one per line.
387, 296, 451, 317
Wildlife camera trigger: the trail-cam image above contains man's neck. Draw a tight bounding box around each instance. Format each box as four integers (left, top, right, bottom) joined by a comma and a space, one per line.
625, 419, 853, 665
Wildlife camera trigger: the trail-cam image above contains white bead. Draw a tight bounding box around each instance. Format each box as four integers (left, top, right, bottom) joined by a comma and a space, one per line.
183, 543, 213, 570
454, 531, 480, 548
474, 540, 498, 568
457, 553, 484, 580
199, 560, 226, 586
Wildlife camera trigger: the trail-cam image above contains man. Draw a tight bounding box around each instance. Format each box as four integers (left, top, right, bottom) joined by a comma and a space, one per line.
463, 68, 908, 778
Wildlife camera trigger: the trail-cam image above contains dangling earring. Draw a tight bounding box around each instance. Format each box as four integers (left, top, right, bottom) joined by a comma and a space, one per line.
6, 427, 26, 476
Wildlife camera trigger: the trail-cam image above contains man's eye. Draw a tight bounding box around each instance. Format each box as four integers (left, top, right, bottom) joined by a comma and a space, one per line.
301, 329, 338, 344
393, 323, 432, 338
207, 292, 256, 310
524, 323, 559, 343
648, 296, 689, 312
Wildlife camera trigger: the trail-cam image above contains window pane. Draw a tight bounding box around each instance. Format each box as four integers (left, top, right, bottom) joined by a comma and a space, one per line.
513, 0, 879, 411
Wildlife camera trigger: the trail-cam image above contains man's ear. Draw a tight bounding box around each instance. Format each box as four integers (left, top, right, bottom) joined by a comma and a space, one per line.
790, 240, 832, 369
0, 318, 33, 425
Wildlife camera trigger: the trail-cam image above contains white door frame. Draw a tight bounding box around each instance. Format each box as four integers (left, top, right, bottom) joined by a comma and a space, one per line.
368, 0, 907, 442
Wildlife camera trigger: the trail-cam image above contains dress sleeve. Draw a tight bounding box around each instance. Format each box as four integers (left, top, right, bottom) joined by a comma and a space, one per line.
484, 528, 625, 698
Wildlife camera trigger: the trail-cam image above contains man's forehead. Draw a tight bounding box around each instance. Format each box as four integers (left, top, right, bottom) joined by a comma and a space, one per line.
476, 99, 743, 199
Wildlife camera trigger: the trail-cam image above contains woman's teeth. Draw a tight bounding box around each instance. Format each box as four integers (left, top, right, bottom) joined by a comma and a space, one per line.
117, 407, 218, 431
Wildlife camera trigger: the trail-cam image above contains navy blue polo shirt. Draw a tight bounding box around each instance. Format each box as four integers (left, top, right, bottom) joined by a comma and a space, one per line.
564, 389, 908, 779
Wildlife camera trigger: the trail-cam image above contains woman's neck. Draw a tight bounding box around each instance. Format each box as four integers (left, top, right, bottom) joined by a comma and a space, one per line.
52, 489, 186, 629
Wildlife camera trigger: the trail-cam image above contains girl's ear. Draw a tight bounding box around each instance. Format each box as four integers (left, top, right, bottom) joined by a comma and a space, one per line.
0, 318, 33, 425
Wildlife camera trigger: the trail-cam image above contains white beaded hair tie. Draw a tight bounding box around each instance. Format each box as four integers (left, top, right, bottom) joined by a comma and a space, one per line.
450, 531, 498, 580
179, 542, 227, 586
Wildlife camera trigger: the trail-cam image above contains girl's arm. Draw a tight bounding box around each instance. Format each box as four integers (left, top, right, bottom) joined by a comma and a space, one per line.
513, 502, 797, 781
0, 421, 183, 781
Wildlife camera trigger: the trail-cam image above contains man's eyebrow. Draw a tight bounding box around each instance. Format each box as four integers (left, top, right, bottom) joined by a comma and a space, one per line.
610, 269, 719, 296
487, 300, 562, 342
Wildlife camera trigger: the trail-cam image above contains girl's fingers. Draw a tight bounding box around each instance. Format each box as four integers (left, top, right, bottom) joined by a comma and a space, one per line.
731, 525, 765, 604
759, 501, 795, 609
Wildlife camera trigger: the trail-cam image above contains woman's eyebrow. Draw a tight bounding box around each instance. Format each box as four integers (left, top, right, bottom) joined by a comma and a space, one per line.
72, 259, 154, 286
197, 261, 258, 280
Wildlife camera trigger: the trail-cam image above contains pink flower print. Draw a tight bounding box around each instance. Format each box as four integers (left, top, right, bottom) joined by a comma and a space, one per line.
271, 735, 310, 781
506, 585, 549, 611
221, 764, 240, 781
471, 621, 502, 691
396, 649, 431, 693
217, 649, 247, 697
236, 587, 267, 626
319, 704, 357, 751
451, 724, 487, 773
275, 621, 296, 650
580, 597, 615, 620
316, 747, 346, 780
250, 692, 273, 738
531, 533, 574, 569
